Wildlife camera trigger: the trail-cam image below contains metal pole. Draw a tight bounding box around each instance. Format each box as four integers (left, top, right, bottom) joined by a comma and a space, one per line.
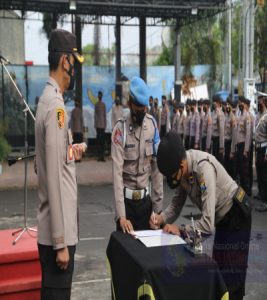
115, 16, 122, 99
174, 20, 181, 102
228, 0, 232, 93
139, 17, 147, 82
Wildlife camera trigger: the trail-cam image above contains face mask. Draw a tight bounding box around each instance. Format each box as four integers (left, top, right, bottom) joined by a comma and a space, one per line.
66, 57, 76, 91
173, 109, 176, 114
186, 108, 190, 114
222, 107, 226, 113
115, 100, 120, 105
211, 104, 216, 112
132, 110, 146, 126
203, 106, 207, 113
190, 107, 194, 113
226, 107, 231, 114
179, 109, 183, 115
154, 103, 158, 108
167, 168, 183, 189
198, 107, 201, 113
239, 104, 244, 112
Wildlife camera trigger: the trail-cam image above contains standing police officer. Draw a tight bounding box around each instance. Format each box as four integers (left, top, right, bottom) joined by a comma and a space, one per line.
111, 77, 163, 233
189, 99, 200, 149
211, 95, 225, 163
200, 99, 212, 152
236, 96, 251, 196
184, 99, 192, 150
152, 132, 251, 300
224, 98, 237, 179
255, 96, 267, 212
35, 29, 85, 300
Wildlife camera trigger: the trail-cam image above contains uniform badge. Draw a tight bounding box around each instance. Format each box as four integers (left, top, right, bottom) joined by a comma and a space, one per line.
198, 173, 207, 193
56, 108, 65, 129
68, 144, 74, 161
113, 128, 123, 145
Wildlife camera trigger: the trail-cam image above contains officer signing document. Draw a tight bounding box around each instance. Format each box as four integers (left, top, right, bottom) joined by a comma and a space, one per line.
151, 131, 251, 300
111, 76, 163, 233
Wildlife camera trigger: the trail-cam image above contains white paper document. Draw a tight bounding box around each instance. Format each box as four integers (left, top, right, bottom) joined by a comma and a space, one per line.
133, 230, 186, 247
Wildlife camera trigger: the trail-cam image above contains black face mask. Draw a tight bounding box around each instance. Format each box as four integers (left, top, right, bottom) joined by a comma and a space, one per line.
190, 107, 194, 113
222, 107, 226, 113
154, 103, 158, 108
115, 100, 120, 106
186, 108, 190, 114
239, 104, 244, 112
162, 103, 165, 107
203, 106, 207, 113
179, 109, 183, 115
211, 104, 216, 112
132, 110, 146, 126
258, 103, 263, 112
167, 168, 183, 189
66, 57, 76, 91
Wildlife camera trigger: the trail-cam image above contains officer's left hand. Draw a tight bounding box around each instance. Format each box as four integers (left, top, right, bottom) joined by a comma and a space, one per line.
73, 143, 84, 161
243, 151, 248, 158
219, 148, 224, 155
163, 224, 181, 236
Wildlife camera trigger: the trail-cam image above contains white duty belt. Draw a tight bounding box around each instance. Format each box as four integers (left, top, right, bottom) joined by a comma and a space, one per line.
124, 187, 149, 201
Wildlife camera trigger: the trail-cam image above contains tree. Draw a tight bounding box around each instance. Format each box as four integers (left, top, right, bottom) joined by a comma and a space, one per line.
255, 4, 267, 91
82, 43, 115, 66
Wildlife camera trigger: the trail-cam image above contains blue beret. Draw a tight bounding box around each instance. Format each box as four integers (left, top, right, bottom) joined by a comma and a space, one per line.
129, 76, 149, 107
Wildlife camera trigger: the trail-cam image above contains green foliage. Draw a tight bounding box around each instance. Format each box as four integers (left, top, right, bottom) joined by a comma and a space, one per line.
0, 124, 11, 162
154, 45, 173, 65
82, 43, 115, 66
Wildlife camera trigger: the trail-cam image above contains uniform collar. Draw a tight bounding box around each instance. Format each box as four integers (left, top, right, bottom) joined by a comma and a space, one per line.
186, 150, 193, 175
47, 77, 63, 100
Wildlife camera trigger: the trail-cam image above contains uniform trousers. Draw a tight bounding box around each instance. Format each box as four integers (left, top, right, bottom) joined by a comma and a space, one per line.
236, 143, 251, 196
201, 136, 207, 151
212, 136, 223, 164
213, 199, 251, 300
256, 147, 267, 203
224, 139, 236, 180
72, 132, 83, 144
160, 125, 167, 138
96, 128, 105, 160
117, 194, 152, 231
38, 244, 76, 300
184, 135, 190, 150
189, 136, 198, 149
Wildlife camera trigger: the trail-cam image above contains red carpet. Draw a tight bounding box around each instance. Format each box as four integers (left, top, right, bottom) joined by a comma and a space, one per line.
0, 228, 41, 300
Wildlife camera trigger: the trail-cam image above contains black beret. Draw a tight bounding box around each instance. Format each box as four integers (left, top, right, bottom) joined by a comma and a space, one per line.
203, 99, 211, 105
191, 99, 197, 106
212, 95, 222, 103
178, 103, 185, 109
157, 132, 186, 178
198, 99, 203, 105
186, 99, 192, 105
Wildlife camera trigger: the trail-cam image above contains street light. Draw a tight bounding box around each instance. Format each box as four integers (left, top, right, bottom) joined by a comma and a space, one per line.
69, 0, 76, 11
191, 8, 198, 15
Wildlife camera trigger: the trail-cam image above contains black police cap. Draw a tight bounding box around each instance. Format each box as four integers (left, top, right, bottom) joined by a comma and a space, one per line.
157, 132, 186, 178
48, 29, 84, 64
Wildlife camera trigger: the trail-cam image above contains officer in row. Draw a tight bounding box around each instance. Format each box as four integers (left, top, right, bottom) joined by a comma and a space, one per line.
211, 95, 225, 163
35, 29, 85, 300
111, 76, 163, 233
255, 96, 267, 211
151, 131, 252, 300
189, 99, 200, 149
184, 99, 192, 150
224, 98, 237, 179
235, 96, 252, 196
200, 99, 212, 152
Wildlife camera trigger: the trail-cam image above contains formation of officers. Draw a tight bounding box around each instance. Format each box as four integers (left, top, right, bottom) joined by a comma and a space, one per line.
155, 94, 266, 208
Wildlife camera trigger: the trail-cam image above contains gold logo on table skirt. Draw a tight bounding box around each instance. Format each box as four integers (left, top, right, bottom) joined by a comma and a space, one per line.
57, 108, 65, 129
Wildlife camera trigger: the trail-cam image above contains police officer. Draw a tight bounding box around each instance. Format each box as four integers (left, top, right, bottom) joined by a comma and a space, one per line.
236, 96, 251, 196
171, 103, 179, 132
152, 132, 251, 300
184, 99, 192, 150
70, 100, 84, 144
159, 95, 170, 138
200, 99, 212, 152
35, 29, 85, 300
224, 98, 237, 179
189, 99, 200, 149
211, 95, 225, 163
111, 76, 163, 233
177, 102, 185, 141
255, 96, 267, 212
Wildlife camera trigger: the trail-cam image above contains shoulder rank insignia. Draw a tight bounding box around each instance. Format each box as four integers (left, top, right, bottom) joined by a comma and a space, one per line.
198, 173, 207, 193
56, 108, 65, 129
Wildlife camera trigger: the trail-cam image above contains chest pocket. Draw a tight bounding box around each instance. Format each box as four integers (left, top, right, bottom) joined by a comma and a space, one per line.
123, 133, 138, 161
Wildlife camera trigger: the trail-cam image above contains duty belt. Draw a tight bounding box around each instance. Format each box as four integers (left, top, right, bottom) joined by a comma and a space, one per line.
255, 141, 267, 149
124, 187, 149, 201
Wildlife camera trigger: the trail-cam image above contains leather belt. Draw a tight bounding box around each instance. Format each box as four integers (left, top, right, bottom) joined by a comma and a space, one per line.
256, 141, 267, 149
124, 187, 149, 201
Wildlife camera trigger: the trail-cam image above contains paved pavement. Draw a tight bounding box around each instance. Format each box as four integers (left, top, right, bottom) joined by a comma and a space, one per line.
0, 159, 267, 299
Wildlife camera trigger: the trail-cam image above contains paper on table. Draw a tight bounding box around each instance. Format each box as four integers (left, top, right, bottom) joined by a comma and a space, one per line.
137, 232, 186, 248
133, 229, 163, 237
